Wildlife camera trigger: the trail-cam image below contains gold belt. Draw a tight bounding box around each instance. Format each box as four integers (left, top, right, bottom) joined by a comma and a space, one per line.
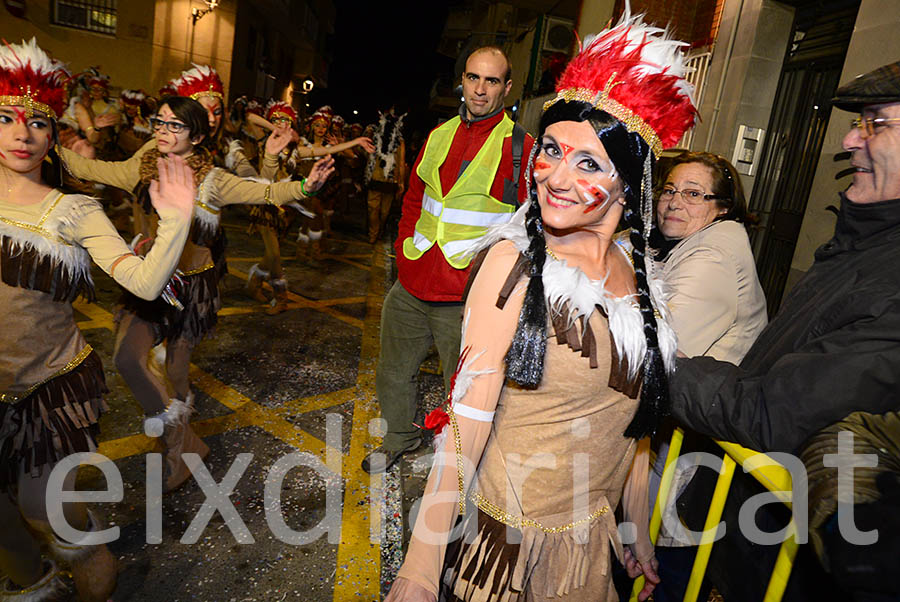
471, 491, 610, 534
0, 345, 93, 404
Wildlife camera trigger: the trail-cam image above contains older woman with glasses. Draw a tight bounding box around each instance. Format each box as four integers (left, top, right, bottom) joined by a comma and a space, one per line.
647, 151, 767, 601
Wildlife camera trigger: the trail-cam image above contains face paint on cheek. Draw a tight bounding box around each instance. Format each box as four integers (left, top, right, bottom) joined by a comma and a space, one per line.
534, 160, 552, 171
576, 179, 611, 213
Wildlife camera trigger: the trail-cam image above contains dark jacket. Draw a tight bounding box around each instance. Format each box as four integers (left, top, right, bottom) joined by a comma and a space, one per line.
667, 194, 900, 602
670, 194, 900, 454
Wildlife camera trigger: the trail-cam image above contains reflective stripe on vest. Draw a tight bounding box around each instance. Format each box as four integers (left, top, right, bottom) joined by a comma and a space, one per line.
402, 114, 515, 269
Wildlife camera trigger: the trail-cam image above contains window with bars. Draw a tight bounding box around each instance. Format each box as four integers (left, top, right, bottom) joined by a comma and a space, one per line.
52, 0, 117, 36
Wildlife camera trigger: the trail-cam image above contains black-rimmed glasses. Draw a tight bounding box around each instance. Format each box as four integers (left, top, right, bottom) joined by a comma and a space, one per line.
149, 117, 188, 134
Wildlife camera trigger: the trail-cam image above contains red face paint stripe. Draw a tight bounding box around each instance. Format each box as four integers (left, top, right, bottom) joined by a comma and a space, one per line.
560, 143, 575, 161
11, 107, 27, 124
534, 160, 552, 171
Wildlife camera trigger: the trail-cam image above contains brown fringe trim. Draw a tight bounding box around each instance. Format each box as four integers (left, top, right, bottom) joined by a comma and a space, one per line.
0, 236, 95, 302
209, 226, 229, 281
0, 350, 108, 491
247, 205, 290, 235
442, 508, 523, 601
118, 265, 220, 345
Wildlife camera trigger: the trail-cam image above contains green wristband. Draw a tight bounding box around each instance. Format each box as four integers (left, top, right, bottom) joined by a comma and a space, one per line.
300, 178, 318, 197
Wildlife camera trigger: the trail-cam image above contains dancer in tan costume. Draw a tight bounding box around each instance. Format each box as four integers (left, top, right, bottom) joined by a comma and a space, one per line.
386, 10, 696, 601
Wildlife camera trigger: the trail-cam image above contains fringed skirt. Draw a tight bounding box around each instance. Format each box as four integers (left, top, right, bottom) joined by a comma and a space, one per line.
440, 504, 620, 601
209, 227, 229, 282
0, 350, 108, 491
119, 266, 221, 346
248, 205, 290, 236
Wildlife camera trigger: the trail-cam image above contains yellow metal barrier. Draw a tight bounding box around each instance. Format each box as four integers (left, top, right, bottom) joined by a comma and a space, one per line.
629, 429, 799, 602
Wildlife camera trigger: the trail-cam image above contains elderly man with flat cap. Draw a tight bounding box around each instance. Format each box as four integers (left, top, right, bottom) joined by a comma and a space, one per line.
662, 61, 900, 601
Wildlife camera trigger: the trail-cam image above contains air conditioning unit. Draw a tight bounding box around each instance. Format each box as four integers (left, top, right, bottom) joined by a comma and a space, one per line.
541, 16, 575, 54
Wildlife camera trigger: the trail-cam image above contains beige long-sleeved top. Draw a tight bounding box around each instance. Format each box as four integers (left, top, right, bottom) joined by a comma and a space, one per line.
0, 190, 190, 401
60, 144, 309, 272
657, 220, 767, 362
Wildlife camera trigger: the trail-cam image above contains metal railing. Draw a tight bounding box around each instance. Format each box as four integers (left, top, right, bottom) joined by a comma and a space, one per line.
630, 428, 799, 602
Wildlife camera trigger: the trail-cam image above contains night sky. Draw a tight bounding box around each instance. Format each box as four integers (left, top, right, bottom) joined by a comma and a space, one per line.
319, 0, 456, 134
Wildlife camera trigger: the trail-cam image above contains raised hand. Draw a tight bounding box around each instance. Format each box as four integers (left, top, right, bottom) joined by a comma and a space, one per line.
304, 155, 336, 193
265, 124, 294, 156
149, 155, 195, 221
355, 136, 375, 153
95, 112, 120, 128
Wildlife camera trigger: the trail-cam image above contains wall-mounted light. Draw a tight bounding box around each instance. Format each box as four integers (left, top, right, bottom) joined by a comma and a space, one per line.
192, 0, 219, 25
302, 78, 314, 93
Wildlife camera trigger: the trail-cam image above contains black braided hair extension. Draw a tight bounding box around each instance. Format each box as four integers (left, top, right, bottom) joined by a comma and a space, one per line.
505, 195, 548, 388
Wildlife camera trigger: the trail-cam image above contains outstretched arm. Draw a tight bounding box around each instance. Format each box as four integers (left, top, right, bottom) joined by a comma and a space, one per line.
388, 240, 524, 600
60, 138, 153, 192
73, 155, 194, 300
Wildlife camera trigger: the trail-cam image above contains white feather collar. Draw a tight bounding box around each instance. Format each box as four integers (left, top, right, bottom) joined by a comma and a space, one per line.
475, 201, 677, 376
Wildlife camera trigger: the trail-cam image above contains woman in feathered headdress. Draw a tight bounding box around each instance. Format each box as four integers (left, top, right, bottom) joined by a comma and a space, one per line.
56, 88, 335, 496
0, 38, 197, 601
386, 8, 696, 602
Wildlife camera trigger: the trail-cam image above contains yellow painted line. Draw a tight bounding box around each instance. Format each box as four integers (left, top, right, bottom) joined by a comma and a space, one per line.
75, 319, 114, 331
217, 305, 272, 317
188, 365, 342, 461
97, 412, 249, 461
333, 244, 387, 601
322, 255, 370, 272
317, 296, 367, 307
275, 387, 358, 417
228, 266, 364, 329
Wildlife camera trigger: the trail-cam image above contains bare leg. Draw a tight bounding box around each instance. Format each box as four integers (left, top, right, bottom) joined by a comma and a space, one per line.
0, 491, 41, 587
113, 311, 168, 415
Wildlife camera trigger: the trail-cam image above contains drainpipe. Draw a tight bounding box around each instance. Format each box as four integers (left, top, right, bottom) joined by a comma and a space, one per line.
704, 0, 746, 151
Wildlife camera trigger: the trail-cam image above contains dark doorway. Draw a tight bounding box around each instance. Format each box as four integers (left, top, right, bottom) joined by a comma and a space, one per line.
748, 0, 860, 315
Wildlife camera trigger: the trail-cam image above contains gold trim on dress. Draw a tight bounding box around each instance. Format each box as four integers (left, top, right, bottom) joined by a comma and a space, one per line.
181, 263, 215, 276
0, 193, 70, 246
449, 408, 466, 516
471, 490, 610, 534
0, 345, 93, 404
195, 199, 221, 215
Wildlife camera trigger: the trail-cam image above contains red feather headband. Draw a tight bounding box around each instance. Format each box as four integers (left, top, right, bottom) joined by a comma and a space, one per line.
265, 99, 296, 123
169, 63, 223, 102
0, 38, 69, 120
544, 10, 697, 157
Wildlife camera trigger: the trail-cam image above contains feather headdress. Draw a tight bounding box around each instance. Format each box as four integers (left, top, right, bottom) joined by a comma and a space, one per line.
0, 38, 70, 119
169, 63, 223, 102
265, 99, 296, 124
84, 66, 109, 89
310, 105, 333, 126
544, 8, 697, 157
119, 89, 145, 105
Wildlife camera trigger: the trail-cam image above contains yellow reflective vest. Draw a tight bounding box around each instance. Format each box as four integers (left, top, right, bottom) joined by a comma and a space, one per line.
402, 114, 516, 269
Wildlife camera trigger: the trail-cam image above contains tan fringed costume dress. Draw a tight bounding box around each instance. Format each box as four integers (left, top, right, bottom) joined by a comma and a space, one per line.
0, 190, 189, 488
395, 215, 674, 601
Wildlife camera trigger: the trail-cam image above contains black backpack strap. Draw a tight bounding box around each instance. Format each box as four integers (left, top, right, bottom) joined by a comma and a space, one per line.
502, 123, 527, 206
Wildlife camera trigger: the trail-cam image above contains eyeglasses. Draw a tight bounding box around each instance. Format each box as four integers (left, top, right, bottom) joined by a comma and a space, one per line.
658, 187, 718, 205
850, 116, 900, 139
149, 117, 188, 134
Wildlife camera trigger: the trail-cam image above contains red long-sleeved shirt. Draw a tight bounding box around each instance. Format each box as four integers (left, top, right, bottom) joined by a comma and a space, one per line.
395, 109, 535, 302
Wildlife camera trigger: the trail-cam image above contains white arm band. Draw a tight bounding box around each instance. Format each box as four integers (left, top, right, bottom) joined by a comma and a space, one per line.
452, 403, 495, 422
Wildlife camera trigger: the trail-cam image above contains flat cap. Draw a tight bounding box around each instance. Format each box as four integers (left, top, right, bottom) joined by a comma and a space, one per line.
833, 61, 900, 111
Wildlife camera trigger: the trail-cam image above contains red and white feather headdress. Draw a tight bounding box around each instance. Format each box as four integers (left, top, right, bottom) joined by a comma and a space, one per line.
0, 38, 70, 120
543, 9, 697, 157
85, 66, 109, 89
310, 105, 333, 126
120, 89, 145, 105
169, 63, 223, 102
265, 99, 296, 123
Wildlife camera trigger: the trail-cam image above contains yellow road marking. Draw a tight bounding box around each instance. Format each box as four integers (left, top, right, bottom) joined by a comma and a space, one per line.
322, 254, 370, 271
275, 387, 358, 417
228, 266, 364, 329
333, 244, 387, 601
